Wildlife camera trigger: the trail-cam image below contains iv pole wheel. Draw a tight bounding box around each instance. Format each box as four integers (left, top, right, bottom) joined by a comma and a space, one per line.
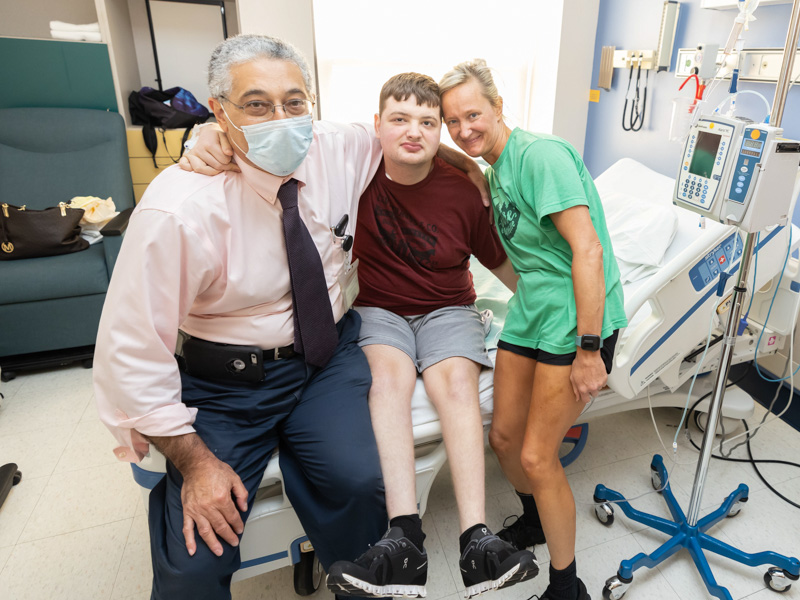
602, 575, 630, 599
595, 502, 615, 526
726, 496, 747, 518
764, 567, 794, 593
650, 466, 663, 492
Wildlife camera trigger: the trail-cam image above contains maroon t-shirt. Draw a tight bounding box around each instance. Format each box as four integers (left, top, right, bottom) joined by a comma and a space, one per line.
353, 157, 507, 315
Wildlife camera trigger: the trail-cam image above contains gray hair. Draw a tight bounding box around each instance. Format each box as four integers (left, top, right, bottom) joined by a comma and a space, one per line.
438, 58, 501, 109
208, 34, 314, 99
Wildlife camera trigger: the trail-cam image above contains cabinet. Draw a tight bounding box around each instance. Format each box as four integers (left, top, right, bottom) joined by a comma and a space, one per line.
126, 127, 186, 202
95, 0, 317, 125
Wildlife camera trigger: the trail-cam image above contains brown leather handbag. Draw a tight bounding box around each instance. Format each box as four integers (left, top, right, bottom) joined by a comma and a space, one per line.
0, 202, 88, 261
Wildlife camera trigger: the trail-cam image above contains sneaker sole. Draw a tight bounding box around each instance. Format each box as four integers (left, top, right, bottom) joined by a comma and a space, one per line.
326, 573, 427, 598
463, 556, 540, 598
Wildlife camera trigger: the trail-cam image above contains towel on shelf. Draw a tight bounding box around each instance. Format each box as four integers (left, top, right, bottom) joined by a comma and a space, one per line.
49, 21, 100, 32
50, 30, 102, 42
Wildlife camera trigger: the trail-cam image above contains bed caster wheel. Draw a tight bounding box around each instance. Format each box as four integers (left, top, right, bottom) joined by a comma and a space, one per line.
1, 370, 16, 382
726, 496, 747, 518
764, 567, 797, 593
81, 357, 93, 369
293, 549, 323, 596
602, 575, 631, 599
650, 467, 663, 492
595, 502, 614, 526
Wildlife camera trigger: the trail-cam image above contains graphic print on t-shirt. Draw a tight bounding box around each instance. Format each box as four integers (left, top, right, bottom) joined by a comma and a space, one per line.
374, 193, 438, 268
496, 199, 521, 241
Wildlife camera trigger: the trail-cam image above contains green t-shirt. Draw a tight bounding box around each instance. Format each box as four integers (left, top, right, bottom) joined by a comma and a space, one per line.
485, 128, 628, 354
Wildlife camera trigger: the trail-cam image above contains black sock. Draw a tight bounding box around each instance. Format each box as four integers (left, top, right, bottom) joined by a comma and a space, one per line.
389, 513, 425, 552
459, 523, 490, 554
516, 490, 542, 529
545, 559, 578, 600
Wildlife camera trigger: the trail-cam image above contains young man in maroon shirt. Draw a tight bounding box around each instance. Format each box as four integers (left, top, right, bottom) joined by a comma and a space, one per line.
325, 73, 536, 599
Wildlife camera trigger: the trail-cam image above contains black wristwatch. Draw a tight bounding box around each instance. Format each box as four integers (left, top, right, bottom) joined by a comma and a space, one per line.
575, 334, 602, 352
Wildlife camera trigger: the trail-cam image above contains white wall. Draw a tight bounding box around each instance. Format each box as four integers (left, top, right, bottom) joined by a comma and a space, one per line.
128, 0, 228, 105
0, 0, 97, 38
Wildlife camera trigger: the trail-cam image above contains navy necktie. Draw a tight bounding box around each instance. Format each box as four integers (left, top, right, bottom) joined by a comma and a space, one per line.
277, 179, 339, 367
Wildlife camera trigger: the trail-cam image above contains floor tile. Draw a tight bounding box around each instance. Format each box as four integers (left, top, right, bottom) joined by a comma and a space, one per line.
575, 412, 650, 471
576, 534, 681, 600
0, 476, 48, 548
0, 519, 131, 600
54, 417, 120, 474
422, 511, 459, 600
0, 423, 75, 479
0, 372, 26, 401
0, 378, 92, 437
634, 526, 766, 600
19, 462, 139, 543
0, 545, 11, 572
111, 515, 152, 600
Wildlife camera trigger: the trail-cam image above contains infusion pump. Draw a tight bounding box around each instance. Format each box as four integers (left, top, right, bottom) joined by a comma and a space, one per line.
674, 115, 800, 233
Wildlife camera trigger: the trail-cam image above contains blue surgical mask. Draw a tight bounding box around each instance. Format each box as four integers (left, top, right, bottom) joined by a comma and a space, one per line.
224, 110, 313, 176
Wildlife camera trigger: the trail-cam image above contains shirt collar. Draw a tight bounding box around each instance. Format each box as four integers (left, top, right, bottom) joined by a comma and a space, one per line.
235, 155, 309, 205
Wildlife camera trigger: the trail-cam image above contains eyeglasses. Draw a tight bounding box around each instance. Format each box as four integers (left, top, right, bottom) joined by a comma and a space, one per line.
220, 96, 314, 119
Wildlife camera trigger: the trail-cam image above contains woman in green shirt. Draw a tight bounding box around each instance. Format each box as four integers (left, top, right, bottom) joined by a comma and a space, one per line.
440, 60, 628, 600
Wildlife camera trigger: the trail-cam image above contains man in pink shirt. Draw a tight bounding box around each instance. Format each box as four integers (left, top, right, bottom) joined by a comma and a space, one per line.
94, 34, 389, 600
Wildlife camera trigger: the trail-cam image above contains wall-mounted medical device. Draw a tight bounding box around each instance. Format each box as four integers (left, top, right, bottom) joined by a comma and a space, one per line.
611, 1, 681, 72
674, 115, 800, 232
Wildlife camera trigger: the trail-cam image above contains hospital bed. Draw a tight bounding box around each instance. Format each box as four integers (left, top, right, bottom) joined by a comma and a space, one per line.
130, 158, 800, 595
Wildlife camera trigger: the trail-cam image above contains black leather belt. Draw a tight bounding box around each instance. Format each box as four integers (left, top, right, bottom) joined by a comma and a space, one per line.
175, 331, 300, 383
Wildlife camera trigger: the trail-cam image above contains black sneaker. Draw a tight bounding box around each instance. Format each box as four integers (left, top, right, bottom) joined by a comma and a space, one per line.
497, 515, 546, 550
539, 577, 591, 600
326, 527, 427, 598
459, 526, 539, 598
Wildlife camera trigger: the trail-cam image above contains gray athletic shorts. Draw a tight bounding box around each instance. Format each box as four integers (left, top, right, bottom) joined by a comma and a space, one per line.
354, 304, 493, 373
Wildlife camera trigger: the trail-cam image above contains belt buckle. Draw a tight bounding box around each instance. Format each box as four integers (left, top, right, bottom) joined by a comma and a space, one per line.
274, 347, 281, 361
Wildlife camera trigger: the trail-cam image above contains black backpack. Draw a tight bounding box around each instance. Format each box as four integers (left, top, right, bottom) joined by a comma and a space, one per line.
129, 86, 211, 167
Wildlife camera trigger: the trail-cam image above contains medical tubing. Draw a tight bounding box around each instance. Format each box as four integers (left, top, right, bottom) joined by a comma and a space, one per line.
713, 90, 772, 121
754, 227, 800, 382
722, 320, 797, 452
719, 347, 791, 457
672, 297, 723, 451
687, 402, 800, 510
631, 70, 649, 132
622, 61, 635, 132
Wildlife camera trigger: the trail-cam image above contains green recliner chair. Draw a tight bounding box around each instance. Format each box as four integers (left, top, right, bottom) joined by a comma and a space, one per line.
0, 108, 135, 380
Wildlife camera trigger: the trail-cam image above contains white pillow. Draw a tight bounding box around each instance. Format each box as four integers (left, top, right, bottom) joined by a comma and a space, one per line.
601, 190, 678, 283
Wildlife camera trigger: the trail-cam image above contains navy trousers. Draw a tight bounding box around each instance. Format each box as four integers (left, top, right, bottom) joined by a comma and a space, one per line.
148, 311, 387, 600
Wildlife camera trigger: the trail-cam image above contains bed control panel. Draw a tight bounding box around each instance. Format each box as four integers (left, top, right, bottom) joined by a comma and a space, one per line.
688, 232, 743, 292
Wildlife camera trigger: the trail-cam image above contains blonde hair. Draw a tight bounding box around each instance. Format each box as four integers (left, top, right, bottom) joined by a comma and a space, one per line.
438, 59, 501, 109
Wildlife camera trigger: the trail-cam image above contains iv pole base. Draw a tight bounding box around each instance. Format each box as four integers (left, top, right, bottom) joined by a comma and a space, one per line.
593, 454, 800, 600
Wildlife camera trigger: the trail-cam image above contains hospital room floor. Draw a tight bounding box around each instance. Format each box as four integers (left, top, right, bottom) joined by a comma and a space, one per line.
0, 365, 799, 600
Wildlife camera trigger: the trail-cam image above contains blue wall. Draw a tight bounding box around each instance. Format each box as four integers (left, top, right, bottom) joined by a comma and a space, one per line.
584, 0, 800, 186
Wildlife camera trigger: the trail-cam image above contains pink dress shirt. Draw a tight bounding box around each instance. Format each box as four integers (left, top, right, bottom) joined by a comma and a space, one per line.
94, 121, 382, 462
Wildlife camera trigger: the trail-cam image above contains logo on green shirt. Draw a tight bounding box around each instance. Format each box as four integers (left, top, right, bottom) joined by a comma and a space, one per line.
496, 200, 521, 240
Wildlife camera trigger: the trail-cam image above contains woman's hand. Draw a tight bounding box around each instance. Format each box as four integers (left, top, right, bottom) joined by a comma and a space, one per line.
570, 350, 607, 404
179, 124, 240, 175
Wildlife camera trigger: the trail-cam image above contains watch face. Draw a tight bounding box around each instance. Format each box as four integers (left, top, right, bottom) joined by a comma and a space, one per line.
579, 335, 602, 351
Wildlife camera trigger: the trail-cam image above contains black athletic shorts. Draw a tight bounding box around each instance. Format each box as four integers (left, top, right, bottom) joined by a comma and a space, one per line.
496, 330, 619, 374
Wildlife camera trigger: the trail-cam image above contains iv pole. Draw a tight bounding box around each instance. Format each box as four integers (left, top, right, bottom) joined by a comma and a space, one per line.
594, 1, 800, 599
686, 0, 800, 528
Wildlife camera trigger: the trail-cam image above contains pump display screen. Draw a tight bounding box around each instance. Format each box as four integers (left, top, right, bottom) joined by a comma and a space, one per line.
689, 131, 722, 178
744, 139, 762, 149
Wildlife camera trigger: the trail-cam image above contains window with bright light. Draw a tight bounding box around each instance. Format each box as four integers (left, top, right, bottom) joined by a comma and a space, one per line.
312, 0, 563, 145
